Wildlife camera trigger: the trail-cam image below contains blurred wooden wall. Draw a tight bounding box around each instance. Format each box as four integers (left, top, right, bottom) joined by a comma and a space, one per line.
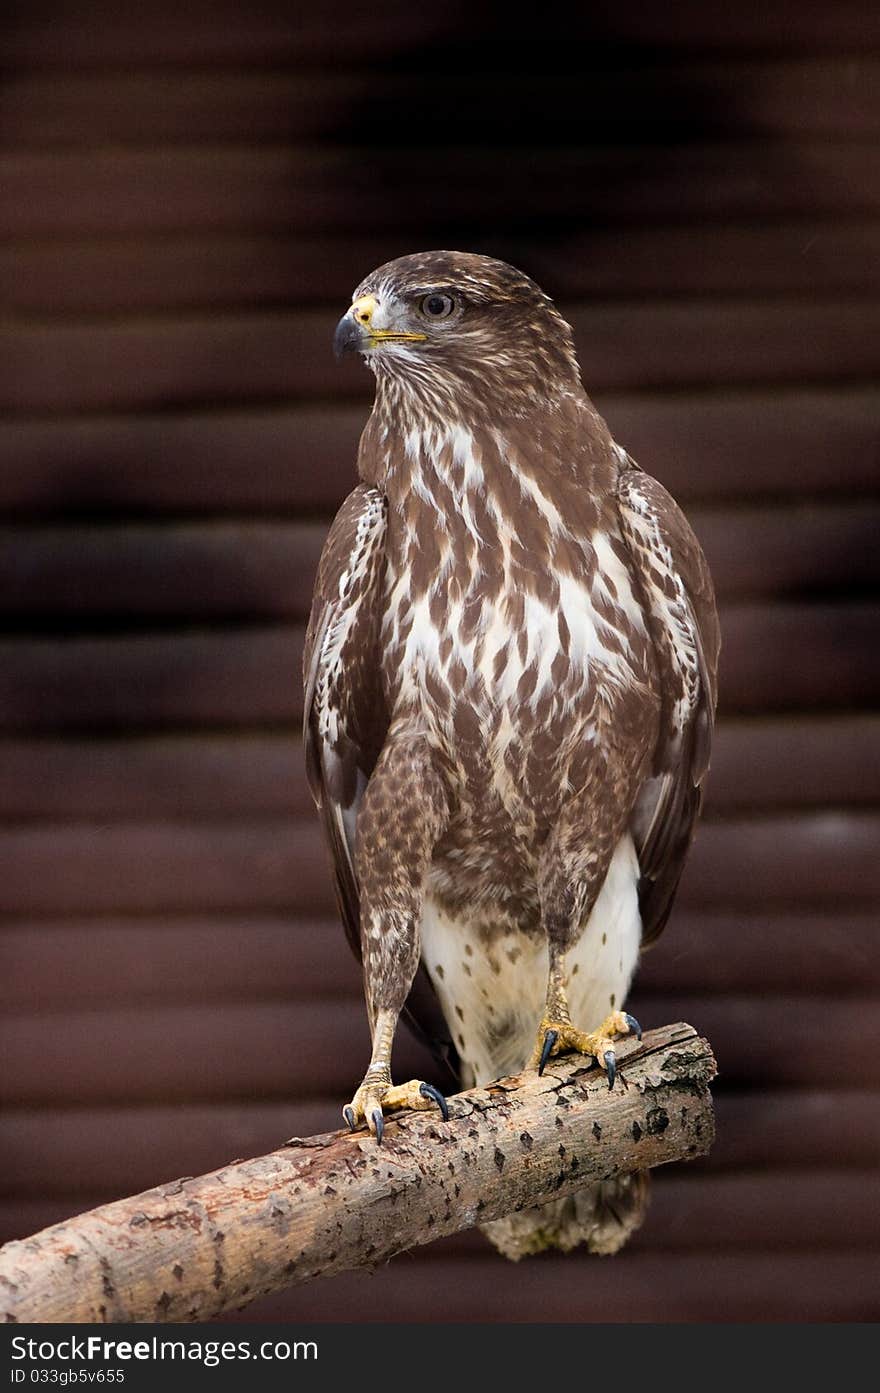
1, 0, 879, 1322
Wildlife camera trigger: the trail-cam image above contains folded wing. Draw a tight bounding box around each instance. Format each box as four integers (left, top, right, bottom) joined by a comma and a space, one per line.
303, 484, 389, 961
616, 458, 721, 946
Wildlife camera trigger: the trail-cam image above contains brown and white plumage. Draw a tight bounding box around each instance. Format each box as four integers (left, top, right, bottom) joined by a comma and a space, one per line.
303, 250, 720, 1257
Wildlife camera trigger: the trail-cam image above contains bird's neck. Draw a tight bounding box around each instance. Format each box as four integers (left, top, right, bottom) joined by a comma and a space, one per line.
357, 388, 616, 515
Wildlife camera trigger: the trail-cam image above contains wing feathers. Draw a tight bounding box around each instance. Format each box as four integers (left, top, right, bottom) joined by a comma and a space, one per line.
302, 484, 388, 962
616, 460, 720, 946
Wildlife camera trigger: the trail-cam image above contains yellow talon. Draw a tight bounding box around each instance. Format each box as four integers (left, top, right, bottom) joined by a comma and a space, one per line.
343, 1077, 449, 1143
530, 1009, 642, 1087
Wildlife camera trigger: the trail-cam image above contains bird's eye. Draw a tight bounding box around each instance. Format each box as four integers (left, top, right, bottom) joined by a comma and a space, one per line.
419, 293, 456, 320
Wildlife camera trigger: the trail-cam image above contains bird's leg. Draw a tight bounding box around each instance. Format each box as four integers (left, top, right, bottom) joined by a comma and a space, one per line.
344, 1007, 449, 1144
344, 733, 450, 1143
529, 777, 643, 1087
528, 946, 641, 1088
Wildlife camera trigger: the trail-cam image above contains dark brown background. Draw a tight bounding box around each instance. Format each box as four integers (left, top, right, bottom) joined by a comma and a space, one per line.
1, 0, 878, 1323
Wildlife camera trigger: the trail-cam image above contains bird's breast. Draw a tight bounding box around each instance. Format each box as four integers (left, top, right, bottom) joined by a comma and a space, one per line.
376, 430, 655, 807
380, 521, 651, 799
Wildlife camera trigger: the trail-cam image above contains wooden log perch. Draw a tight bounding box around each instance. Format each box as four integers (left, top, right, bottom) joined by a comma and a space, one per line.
0, 1022, 716, 1324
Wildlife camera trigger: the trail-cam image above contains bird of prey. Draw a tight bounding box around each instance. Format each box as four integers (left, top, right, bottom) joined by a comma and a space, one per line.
304, 251, 719, 1258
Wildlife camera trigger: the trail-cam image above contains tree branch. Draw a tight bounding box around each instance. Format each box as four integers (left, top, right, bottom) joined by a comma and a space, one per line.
0, 1022, 716, 1323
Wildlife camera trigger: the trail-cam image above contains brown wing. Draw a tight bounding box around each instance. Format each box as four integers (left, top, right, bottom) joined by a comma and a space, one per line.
303, 484, 388, 962
616, 457, 721, 946
303, 484, 459, 1081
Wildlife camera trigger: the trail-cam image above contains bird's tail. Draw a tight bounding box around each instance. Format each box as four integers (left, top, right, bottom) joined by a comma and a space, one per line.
480, 1171, 650, 1260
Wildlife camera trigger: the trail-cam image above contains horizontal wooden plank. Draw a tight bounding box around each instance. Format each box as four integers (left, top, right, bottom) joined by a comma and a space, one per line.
0, 522, 326, 620
0, 309, 365, 414
639, 911, 880, 992
228, 1251, 880, 1323
0, 735, 310, 819
0, 998, 388, 1106
0, 917, 362, 1010
1, 390, 876, 518
0, 1100, 342, 1200
692, 503, 880, 602
1, 604, 878, 734
6, 1, 880, 70
706, 716, 880, 813
709, 1089, 880, 1171
1, 503, 876, 625
0, 626, 306, 733
2, 908, 876, 1012
678, 814, 880, 908
0, 233, 382, 318
1, 716, 877, 823
5, 223, 880, 317
718, 604, 880, 715
1, 996, 878, 1106
3, 142, 880, 239
0, 2, 466, 70
5, 299, 880, 415
718, 603, 880, 714
0, 818, 329, 916
0, 405, 366, 517
3, 1090, 877, 1209
5, 61, 879, 149
524, 222, 880, 300
609, 389, 880, 505
575, 298, 880, 392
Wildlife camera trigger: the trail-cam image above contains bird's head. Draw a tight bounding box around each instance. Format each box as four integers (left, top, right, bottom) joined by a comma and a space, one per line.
334, 250, 582, 418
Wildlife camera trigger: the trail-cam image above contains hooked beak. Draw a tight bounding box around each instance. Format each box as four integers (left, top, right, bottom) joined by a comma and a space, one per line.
333, 293, 427, 360
333, 314, 365, 360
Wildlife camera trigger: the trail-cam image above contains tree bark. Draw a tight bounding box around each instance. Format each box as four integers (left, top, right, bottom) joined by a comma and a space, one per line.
0, 1022, 716, 1324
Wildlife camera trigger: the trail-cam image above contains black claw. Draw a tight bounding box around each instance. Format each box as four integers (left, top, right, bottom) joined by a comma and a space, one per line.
419, 1081, 450, 1121
373, 1109, 384, 1145
342, 1105, 356, 1132
538, 1029, 559, 1076
624, 1012, 643, 1041
604, 1049, 617, 1090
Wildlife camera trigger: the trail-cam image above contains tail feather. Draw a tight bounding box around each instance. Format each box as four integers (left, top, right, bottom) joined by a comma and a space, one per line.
480, 1172, 650, 1260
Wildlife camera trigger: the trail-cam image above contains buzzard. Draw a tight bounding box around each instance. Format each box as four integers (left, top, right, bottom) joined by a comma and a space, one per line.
304, 251, 719, 1257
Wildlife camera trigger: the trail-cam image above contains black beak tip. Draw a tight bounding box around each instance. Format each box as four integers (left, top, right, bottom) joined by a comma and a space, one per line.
333, 315, 361, 361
